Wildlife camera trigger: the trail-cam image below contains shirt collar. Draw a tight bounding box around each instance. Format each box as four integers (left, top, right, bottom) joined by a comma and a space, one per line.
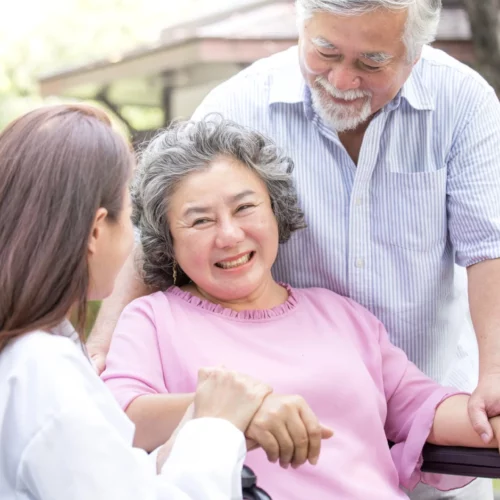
269, 47, 306, 106
51, 319, 80, 344
397, 60, 435, 111
268, 46, 434, 112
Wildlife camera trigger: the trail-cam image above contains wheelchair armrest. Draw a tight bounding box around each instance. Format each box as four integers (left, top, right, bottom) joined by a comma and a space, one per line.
242, 466, 272, 500
421, 444, 500, 479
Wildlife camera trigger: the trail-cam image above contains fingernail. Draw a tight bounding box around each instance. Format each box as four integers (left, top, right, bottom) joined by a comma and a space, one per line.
482, 433, 490, 444
310, 457, 318, 466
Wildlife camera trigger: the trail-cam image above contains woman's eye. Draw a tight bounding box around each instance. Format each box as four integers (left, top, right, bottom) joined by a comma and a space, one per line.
192, 218, 211, 226
236, 204, 254, 213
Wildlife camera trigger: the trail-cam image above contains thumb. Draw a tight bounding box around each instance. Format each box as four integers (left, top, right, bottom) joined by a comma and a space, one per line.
469, 399, 493, 443
320, 425, 334, 440
245, 438, 260, 451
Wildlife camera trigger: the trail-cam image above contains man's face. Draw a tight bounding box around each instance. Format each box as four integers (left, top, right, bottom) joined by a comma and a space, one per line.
298, 8, 418, 132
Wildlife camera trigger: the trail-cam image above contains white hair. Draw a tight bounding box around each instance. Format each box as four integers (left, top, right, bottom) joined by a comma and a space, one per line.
296, 0, 442, 63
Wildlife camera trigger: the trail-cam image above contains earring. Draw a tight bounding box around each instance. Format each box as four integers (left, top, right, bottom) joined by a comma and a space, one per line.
172, 261, 178, 286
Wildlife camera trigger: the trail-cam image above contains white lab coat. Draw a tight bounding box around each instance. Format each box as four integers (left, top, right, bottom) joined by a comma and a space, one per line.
0, 322, 245, 500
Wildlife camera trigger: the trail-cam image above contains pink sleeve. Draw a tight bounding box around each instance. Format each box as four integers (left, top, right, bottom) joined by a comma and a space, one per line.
101, 296, 168, 410
380, 323, 475, 492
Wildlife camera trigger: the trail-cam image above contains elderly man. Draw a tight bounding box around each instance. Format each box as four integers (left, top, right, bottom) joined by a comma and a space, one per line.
89, 0, 500, 498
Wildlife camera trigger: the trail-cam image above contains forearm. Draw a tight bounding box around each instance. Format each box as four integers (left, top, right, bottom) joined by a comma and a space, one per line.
468, 259, 500, 377
428, 394, 498, 447
87, 248, 152, 355
126, 394, 194, 452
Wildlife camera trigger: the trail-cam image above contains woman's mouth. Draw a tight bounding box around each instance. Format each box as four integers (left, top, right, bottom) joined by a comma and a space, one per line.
215, 251, 255, 269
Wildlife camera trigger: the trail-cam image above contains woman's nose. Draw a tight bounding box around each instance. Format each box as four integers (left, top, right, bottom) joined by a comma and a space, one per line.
215, 220, 245, 248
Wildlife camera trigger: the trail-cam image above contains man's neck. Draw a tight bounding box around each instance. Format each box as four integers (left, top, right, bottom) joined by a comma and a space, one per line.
337, 119, 372, 166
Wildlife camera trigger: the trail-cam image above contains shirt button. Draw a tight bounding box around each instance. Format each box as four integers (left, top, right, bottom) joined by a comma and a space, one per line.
355, 258, 365, 269
355, 197, 363, 206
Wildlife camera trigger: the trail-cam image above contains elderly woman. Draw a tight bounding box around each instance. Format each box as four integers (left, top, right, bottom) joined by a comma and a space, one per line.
102, 116, 499, 499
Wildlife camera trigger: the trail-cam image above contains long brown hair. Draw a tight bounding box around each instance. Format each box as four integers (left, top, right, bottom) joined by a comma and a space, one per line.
0, 104, 133, 351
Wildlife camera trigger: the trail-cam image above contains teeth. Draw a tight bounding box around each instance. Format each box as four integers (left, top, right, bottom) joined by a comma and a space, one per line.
217, 253, 251, 269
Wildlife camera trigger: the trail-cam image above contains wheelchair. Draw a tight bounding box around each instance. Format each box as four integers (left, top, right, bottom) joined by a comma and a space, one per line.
242, 444, 500, 499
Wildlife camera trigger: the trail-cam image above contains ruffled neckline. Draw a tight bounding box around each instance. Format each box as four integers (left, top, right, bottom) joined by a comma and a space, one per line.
166, 283, 298, 321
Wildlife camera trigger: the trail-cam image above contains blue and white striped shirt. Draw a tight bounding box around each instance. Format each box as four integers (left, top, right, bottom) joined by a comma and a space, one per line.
192, 45, 500, 390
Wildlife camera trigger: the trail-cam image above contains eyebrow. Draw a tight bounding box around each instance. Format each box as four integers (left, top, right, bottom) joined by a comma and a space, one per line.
181, 189, 256, 218
360, 51, 394, 63
311, 37, 337, 50
312, 36, 393, 64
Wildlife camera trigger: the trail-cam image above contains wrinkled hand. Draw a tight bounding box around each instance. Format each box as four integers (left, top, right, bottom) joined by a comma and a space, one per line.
468, 373, 500, 444
245, 394, 333, 469
194, 367, 272, 432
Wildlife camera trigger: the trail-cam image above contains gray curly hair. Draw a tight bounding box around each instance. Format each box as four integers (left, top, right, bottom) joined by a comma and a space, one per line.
132, 114, 306, 289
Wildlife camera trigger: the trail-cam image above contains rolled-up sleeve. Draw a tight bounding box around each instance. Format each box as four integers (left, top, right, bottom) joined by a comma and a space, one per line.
101, 297, 168, 410
447, 87, 500, 267
379, 323, 474, 491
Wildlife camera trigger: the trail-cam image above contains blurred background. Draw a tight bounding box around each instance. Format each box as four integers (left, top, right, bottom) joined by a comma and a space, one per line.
1, 0, 499, 140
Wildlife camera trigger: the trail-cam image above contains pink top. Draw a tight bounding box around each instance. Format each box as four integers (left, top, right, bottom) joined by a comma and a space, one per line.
102, 286, 473, 499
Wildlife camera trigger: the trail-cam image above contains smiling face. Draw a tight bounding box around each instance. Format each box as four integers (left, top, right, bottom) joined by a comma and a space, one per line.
167, 156, 280, 305
299, 8, 417, 132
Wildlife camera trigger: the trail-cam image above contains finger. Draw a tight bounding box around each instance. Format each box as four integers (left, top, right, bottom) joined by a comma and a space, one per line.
321, 425, 334, 439
468, 397, 493, 443
286, 416, 309, 469
252, 430, 280, 463
272, 423, 295, 468
245, 437, 260, 451
298, 404, 323, 466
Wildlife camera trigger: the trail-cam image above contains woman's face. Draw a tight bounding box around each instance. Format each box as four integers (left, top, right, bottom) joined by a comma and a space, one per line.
87, 185, 135, 301
167, 157, 280, 304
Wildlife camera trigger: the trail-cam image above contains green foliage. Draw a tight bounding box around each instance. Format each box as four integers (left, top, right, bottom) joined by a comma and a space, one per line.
86, 301, 102, 338
0, 0, 199, 129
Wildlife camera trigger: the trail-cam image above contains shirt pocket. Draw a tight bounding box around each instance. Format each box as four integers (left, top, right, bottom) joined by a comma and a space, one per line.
371, 167, 448, 252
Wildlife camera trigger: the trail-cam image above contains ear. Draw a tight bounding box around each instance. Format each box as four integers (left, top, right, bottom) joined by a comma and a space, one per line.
88, 208, 109, 256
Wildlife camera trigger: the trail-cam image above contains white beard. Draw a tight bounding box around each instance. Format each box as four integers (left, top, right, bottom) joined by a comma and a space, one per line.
310, 77, 373, 133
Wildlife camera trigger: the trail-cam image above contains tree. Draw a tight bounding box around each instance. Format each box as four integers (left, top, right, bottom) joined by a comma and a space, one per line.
463, 0, 500, 94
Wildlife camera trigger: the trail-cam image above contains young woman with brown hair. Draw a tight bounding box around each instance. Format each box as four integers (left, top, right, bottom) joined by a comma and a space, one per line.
0, 104, 272, 500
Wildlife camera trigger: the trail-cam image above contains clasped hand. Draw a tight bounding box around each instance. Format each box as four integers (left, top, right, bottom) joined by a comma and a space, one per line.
183, 367, 333, 470
245, 394, 333, 469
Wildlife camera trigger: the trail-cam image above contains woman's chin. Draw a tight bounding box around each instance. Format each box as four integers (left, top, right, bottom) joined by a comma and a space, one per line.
200, 278, 263, 305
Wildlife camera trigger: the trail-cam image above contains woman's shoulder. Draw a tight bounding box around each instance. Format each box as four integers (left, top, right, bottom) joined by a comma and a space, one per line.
3, 330, 83, 372
2, 331, 96, 401
293, 286, 361, 310
123, 287, 184, 317
293, 287, 383, 334
0, 332, 96, 448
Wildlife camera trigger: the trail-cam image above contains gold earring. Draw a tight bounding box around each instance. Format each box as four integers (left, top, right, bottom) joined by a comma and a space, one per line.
172, 261, 178, 286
